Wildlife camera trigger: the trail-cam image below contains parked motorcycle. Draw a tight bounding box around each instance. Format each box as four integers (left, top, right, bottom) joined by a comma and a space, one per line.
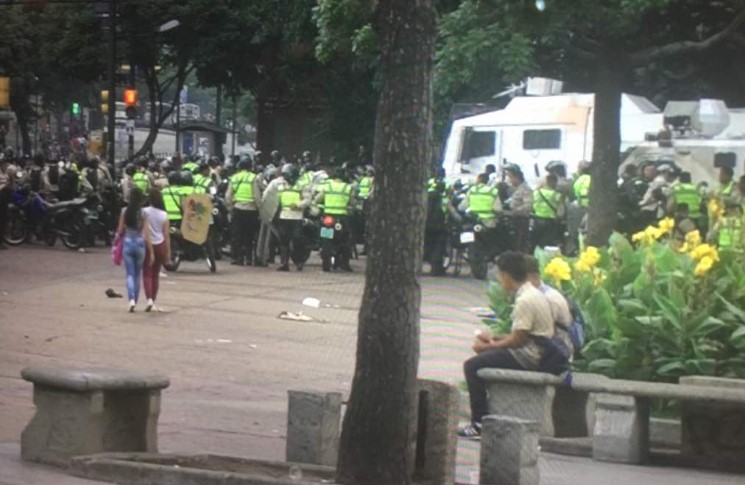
209, 183, 230, 259
3, 186, 86, 250
319, 214, 350, 272
165, 222, 217, 273
458, 213, 514, 280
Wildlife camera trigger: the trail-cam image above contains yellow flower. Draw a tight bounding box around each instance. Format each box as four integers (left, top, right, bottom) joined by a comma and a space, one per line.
658, 217, 675, 234
544, 257, 572, 283
694, 256, 715, 276
685, 230, 702, 248
593, 268, 607, 286
708, 199, 723, 224
690, 244, 720, 263
632, 225, 664, 246
576, 246, 601, 272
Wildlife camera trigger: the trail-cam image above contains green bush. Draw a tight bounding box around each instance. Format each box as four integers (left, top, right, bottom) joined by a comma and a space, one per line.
485, 225, 745, 383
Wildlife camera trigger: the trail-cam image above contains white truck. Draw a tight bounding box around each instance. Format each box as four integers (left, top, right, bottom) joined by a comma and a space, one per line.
441, 92, 745, 187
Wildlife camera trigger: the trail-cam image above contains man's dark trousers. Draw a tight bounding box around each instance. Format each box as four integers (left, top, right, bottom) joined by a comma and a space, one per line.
232, 209, 259, 264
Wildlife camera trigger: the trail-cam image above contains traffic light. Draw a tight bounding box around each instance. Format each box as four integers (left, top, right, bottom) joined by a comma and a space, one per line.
101, 90, 109, 115
123, 89, 137, 119
0, 77, 9, 109
71, 102, 81, 116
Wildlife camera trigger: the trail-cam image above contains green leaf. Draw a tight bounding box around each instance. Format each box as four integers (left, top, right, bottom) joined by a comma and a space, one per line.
617, 298, 647, 314
730, 326, 745, 350
653, 294, 682, 330
684, 359, 717, 376
656, 361, 686, 377
588, 359, 617, 375
693, 317, 727, 337
717, 294, 745, 324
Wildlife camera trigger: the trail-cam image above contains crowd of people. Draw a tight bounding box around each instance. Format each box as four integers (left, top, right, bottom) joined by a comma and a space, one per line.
422, 158, 745, 267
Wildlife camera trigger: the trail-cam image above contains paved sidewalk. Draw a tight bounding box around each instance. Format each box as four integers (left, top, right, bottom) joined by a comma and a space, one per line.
1, 247, 743, 485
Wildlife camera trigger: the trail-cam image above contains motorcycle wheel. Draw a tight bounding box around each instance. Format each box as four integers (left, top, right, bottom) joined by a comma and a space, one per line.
3, 212, 28, 246
166, 239, 181, 272
205, 243, 217, 273
60, 222, 84, 250
468, 246, 488, 280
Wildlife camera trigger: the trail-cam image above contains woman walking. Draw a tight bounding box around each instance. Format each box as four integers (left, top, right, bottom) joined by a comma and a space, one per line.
142, 188, 171, 312
117, 188, 153, 312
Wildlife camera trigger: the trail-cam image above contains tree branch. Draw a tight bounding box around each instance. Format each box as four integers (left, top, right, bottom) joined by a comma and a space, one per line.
630, 8, 745, 65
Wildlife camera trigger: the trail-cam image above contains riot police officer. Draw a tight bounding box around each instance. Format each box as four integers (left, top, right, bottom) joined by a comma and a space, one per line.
276, 163, 312, 271
227, 160, 262, 266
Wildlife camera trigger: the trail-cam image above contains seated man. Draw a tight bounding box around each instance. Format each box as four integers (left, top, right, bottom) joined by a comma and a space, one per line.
525, 256, 575, 359
460, 252, 556, 438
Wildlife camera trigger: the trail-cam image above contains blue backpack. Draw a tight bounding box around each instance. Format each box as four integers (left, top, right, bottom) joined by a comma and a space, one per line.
564, 297, 586, 353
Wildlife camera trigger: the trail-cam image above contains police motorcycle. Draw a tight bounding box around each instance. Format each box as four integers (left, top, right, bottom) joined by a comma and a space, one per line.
317, 173, 354, 272
165, 171, 218, 273
210, 178, 231, 259
457, 201, 513, 281
3, 182, 87, 249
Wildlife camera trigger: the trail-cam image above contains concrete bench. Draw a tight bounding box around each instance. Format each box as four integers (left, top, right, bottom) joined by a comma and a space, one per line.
21, 366, 170, 467
478, 368, 745, 467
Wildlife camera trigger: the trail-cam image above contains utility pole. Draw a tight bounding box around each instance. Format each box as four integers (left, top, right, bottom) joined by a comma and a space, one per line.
215, 84, 222, 157
127, 57, 136, 160
107, 0, 117, 175
231, 94, 237, 158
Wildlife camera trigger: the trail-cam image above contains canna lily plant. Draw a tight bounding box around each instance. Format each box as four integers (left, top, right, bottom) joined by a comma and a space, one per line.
486, 218, 745, 383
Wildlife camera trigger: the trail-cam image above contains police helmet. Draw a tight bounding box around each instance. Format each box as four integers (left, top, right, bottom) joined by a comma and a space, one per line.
281, 163, 299, 183
545, 160, 567, 175
124, 163, 137, 176
180, 170, 194, 186
167, 171, 182, 186
196, 161, 210, 174
237, 160, 250, 171
161, 158, 174, 174
503, 163, 522, 175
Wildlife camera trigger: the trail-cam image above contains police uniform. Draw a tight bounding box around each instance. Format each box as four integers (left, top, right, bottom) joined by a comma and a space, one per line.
228, 169, 261, 265
133, 171, 150, 195
716, 216, 742, 250
670, 183, 703, 225
193, 172, 214, 194
466, 183, 500, 223
532, 187, 562, 248
318, 179, 354, 271
276, 178, 312, 270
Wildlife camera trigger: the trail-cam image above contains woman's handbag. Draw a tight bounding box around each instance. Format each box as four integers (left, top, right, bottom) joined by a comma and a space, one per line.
112, 234, 123, 266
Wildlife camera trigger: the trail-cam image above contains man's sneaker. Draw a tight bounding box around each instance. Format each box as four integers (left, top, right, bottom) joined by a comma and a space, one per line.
128, 300, 136, 313
145, 299, 154, 312
457, 423, 482, 440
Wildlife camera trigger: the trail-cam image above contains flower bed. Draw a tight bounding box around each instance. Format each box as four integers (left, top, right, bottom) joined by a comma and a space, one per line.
486, 219, 745, 383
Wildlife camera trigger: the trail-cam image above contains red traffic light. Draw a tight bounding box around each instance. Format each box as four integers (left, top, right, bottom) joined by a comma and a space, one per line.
123, 89, 137, 107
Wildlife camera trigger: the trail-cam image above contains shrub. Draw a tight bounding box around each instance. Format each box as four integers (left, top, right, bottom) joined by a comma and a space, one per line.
485, 221, 745, 382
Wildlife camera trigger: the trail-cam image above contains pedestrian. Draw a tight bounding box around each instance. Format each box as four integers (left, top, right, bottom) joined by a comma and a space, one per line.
459, 251, 556, 439
116, 188, 154, 312
142, 189, 170, 312
0, 152, 15, 250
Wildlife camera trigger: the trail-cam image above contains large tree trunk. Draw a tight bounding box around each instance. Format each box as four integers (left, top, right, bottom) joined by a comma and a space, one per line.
586, 59, 623, 247
335, 1, 436, 484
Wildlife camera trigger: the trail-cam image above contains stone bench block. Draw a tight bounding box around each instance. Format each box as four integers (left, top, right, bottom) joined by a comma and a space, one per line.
680, 376, 745, 469
286, 390, 342, 467
414, 379, 459, 485
480, 371, 556, 437
21, 367, 169, 467
480, 415, 540, 485
592, 394, 649, 465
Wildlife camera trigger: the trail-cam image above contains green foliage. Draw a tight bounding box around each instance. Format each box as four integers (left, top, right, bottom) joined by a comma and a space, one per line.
485, 231, 745, 382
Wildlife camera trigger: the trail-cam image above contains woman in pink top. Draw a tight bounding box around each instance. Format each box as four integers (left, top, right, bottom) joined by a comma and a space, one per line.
142, 189, 171, 312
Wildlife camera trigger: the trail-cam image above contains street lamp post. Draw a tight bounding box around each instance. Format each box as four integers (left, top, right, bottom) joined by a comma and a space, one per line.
107, 0, 117, 176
